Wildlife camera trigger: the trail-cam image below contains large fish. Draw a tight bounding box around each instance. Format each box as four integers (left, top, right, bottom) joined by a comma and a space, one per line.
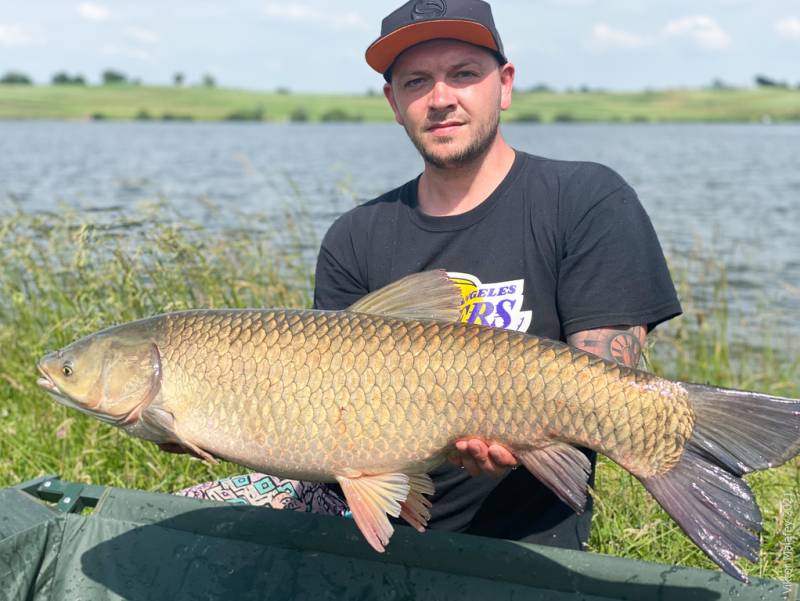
36, 271, 800, 581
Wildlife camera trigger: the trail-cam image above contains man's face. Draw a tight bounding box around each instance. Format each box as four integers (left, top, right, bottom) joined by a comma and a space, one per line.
384, 39, 514, 169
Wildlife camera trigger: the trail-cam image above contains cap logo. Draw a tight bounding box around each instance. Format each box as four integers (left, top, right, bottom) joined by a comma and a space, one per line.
411, 0, 447, 20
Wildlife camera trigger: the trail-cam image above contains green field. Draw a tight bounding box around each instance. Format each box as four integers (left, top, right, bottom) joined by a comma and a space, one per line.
0, 203, 798, 582
0, 84, 799, 122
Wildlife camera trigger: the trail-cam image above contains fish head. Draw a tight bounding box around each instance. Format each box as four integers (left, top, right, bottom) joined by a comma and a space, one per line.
37, 330, 161, 427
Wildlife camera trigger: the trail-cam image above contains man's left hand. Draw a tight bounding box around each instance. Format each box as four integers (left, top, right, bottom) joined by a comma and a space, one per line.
447, 438, 518, 478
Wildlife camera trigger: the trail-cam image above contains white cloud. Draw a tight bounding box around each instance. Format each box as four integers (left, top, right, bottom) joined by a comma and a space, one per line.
78, 2, 111, 22
591, 23, 649, 49
263, 3, 369, 30
0, 24, 40, 47
125, 27, 159, 44
776, 16, 800, 39
663, 16, 730, 50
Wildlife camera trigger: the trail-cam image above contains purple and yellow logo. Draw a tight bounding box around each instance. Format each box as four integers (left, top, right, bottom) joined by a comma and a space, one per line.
447, 272, 532, 332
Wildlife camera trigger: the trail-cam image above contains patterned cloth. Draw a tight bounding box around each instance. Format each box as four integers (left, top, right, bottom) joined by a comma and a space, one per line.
174, 473, 351, 518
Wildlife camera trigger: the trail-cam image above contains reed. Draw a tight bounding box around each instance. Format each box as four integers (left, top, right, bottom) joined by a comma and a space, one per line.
0, 203, 797, 580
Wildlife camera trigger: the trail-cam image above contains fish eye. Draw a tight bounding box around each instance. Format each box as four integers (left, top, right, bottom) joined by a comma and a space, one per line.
62, 364, 73, 377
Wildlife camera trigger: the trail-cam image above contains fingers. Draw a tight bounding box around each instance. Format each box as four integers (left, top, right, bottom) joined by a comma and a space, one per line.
488, 444, 518, 467
452, 438, 518, 478
455, 439, 481, 476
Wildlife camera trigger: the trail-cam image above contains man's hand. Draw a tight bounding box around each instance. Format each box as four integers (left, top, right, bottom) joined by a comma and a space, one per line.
447, 438, 518, 478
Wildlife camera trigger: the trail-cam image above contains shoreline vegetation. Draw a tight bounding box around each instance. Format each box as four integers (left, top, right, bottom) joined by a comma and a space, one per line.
1, 203, 798, 581
1, 84, 799, 123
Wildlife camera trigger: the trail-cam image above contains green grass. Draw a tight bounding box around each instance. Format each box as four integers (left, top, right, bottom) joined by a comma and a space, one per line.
0, 203, 797, 581
0, 84, 799, 122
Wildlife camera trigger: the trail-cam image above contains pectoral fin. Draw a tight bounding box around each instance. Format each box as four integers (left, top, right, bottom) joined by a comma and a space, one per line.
144, 406, 219, 464
335, 471, 434, 552
517, 443, 591, 513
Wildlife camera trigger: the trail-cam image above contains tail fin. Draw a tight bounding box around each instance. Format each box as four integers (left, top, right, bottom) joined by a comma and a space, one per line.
640, 384, 800, 582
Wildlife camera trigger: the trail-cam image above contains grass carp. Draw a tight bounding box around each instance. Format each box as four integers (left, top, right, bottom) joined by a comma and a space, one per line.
36, 271, 800, 581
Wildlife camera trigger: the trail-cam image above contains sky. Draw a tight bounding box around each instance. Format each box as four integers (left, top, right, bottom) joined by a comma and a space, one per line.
1, 1, 799, 92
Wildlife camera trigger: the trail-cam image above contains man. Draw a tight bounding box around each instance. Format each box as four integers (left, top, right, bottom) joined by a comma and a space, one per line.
311, 0, 681, 550
177, 0, 681, 552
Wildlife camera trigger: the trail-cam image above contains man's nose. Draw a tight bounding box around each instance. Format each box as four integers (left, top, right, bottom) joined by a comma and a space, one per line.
428, 80, 457, 111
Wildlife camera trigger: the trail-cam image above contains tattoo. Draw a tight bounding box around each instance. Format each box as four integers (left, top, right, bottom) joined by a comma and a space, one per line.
567, 325, 647, 368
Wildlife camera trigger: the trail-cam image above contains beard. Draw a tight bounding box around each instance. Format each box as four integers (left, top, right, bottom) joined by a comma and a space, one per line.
405, 107, 501, 170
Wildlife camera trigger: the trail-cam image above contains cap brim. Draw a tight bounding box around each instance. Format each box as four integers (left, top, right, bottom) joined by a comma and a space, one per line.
365, 20, 500, 74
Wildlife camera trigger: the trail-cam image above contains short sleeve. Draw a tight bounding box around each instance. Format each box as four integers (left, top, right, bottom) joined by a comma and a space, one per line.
556, 166, 682, 335
313, 212, 369, 311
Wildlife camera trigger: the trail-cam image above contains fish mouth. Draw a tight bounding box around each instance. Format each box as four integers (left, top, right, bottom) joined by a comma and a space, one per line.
36, 362, 62, 395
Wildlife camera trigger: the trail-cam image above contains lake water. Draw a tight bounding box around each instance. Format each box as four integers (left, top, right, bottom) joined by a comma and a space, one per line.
2, 121, 799, 345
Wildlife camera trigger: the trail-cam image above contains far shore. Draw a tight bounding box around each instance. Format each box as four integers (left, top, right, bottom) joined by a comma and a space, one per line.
1, 84, 799, 123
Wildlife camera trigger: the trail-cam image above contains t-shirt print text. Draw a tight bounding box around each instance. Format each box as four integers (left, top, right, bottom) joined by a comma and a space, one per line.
447, 272, 533, 332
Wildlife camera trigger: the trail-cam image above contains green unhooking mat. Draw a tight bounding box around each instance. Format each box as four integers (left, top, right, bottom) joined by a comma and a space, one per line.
1, 475, 796, 601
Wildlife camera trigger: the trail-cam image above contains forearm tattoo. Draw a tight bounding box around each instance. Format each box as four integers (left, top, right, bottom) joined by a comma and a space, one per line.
567, 325, 647, 368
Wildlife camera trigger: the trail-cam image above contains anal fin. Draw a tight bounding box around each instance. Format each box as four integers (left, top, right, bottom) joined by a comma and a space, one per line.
517, 443, 591, 513
399, 473, 434, 533
335, 471, 435, 552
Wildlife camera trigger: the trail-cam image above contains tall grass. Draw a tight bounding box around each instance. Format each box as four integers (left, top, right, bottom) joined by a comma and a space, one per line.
0, 204, 797, 581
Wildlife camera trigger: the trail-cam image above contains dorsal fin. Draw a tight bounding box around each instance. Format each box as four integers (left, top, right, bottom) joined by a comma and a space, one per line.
347, 270, 462, 322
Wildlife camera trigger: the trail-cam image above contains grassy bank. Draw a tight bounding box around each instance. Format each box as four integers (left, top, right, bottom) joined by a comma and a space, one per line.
1, 84, 799, 123
0, 204, 797, 581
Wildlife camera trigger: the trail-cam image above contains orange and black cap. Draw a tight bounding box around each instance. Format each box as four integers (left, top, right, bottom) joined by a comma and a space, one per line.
366, 0, 507, 82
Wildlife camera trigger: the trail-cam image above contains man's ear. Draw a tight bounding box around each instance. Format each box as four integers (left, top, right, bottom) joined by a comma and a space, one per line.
384, 82, 404, 126
499, 62, 515, 111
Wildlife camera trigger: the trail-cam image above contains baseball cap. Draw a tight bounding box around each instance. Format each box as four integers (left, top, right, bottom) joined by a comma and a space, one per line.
366, 0, 507, 81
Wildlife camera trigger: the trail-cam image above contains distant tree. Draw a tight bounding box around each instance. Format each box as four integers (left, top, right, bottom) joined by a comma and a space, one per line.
225, 106, 264, 121
52, 72, 87, 85
102, 69, 128, 85
514, 112, 541, 123
320, 108, 362, 122
528, 83, 553, 93
553, 112, 577, 123
289, 107, 309, 122
275, 86, 291, 95
365, 88, 378, 97
173, 72, 184, 87
710, 78, 733, 90
755, 74, 787, 88
201, 73, 216, 88
1, 71, 33, 85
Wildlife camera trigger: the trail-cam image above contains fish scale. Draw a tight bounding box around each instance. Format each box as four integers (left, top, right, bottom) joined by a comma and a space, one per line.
153, 308, 694, 479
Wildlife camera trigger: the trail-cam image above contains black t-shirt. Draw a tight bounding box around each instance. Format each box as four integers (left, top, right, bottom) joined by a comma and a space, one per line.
312, 150, 682, 549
